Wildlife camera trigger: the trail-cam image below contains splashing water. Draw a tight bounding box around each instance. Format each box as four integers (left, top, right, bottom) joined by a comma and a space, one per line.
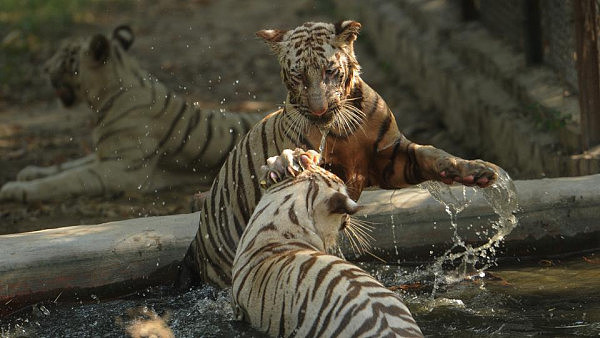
416, 167, 518, 297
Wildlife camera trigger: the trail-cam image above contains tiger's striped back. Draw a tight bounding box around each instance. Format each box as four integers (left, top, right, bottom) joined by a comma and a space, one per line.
67, 26, 265, 183
231, 165, 423, 337
183, 110, 304, 285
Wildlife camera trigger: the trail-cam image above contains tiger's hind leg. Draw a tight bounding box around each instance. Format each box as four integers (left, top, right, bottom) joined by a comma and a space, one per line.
176, 242, 203, 290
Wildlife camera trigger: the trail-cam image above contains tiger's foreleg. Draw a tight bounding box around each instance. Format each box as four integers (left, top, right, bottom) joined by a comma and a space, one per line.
16, 154, 96, 181
376, 135, 499, 189
0, 160, 153, 202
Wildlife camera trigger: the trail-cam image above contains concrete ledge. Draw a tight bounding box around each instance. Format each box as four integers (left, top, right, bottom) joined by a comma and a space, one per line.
1, 175, 599, 314
358, 175, 600, 262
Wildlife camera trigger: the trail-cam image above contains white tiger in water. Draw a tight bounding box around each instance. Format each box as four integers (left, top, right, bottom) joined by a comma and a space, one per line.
231, 149, 423, 338
0, 25, 264, 202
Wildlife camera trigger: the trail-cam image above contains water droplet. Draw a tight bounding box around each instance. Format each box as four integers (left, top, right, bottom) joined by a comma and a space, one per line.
39, 305, 50, 316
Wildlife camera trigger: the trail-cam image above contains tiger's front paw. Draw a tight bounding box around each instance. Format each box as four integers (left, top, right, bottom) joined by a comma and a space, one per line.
260, 148, 320, 189
436, 157, 498, 188
0, 181, 32, 202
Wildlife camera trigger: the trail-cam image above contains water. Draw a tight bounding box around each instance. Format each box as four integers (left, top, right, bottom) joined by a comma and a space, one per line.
318, 127, 329, 155
367, 254, 600, 336
2, 255, 597, 337
416, 168, 519, 296
1, 286, 265, 338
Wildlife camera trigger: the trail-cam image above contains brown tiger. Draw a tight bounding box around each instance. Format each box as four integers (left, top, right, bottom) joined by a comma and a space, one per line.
182, 20, 499, 288
231, 149, 423, 337
0, 25, 264, 202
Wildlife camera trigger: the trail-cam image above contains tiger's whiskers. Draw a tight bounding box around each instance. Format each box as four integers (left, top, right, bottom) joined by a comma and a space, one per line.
331, 100, 365, 136
342, 217, 377, 258
284, 107, 309, 144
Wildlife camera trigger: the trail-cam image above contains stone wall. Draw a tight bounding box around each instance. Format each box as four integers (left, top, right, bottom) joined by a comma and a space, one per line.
334, 0, 600, 178
476, 0, 578, 91
540, 0, 578, 91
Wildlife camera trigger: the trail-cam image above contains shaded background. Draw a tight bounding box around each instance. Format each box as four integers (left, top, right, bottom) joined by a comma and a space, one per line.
1, 0, 597, 233
0, 0, 462, 233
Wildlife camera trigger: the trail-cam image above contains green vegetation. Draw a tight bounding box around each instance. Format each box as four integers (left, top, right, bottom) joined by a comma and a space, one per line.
526, 103, 572, 131
1, 0, 88, 35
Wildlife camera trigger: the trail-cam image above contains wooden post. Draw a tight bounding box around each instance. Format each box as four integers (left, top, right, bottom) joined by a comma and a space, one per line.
574, 0, 600, 150
524, 0, 543, 65
460, 0, 479, 21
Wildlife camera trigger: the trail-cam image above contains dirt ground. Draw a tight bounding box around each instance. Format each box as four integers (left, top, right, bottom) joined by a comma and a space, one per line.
0, 0, 469, 234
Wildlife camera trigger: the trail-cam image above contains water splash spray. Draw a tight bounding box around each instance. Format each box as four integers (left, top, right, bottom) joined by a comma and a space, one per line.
412, 168, 518, 297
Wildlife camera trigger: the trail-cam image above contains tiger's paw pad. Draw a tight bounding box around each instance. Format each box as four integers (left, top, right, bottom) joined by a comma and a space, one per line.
260, 148, 320, 189
437, 158, 498, 188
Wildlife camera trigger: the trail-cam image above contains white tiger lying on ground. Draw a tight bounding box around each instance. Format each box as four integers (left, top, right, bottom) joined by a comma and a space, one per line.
0, 25, 264, 202
231, 149, 423, 338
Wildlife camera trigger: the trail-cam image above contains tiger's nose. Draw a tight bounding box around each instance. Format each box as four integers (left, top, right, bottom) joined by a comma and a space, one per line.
308, 98, 328, 116
310, 106, 327, 116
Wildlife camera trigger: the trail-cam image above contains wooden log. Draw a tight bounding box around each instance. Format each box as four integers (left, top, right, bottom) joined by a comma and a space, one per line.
0, 213, 199, 316
574, 0, 600, 149
1, 175, 599, 315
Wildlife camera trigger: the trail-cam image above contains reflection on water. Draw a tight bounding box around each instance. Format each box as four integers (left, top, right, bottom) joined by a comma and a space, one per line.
370, 255, 600, 336
2, 255, 598, 337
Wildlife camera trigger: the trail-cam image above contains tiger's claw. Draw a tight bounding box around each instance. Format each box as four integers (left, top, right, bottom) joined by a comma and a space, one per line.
260, 148, 321, 189
436, 158, 498, 188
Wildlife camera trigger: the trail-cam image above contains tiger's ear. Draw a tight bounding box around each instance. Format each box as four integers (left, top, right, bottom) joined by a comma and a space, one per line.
256, 29, 287, 54
113, 24, 134, 50
334, 20, 361, 46
89, 34, 110, 64
328, 192, 361, 215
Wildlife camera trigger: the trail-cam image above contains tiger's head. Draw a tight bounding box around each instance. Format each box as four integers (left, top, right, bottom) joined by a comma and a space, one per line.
44, 25, 137, 108
287, 164, 365, 252
257, 21, 363, 136
298, 165, 360, 251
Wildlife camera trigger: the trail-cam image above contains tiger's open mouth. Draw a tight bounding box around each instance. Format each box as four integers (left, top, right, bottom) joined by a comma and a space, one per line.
54, 85, 76, 107
303, 108, 336, 126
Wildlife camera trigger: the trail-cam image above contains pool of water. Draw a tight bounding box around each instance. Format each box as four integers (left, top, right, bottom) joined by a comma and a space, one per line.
2, 254, 598, 337
371, 254, 600, 337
